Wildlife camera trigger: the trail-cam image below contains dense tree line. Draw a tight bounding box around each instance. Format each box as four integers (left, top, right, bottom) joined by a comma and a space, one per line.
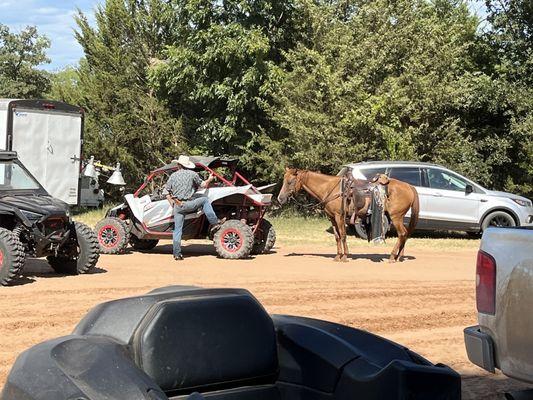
0, 0, 532, 197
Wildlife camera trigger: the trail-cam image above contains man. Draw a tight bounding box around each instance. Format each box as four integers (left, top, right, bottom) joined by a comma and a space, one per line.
163, 155, 223, 260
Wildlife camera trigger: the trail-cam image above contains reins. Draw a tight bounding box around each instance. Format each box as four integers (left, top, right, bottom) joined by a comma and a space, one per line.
295, 171, 343, 210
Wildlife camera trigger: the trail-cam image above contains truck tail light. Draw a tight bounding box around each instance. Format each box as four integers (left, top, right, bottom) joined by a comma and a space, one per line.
476, 250, 496, 315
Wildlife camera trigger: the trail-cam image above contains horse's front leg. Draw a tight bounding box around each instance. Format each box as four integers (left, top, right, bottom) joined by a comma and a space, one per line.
335, 213, 349, 262
329, 217, 342, 262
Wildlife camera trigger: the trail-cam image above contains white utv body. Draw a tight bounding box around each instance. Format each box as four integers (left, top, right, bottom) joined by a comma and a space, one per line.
96, 156, 276, 259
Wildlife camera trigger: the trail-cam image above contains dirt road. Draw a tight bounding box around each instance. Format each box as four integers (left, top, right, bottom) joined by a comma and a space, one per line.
0, 241, 529, 398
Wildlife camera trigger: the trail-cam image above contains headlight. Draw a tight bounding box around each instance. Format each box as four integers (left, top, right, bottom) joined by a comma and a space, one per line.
20, 210, 43, 221
512, 198, 532, 207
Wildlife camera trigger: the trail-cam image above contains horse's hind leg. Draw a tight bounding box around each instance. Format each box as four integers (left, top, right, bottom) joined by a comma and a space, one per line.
335, 213, 349, 262
389, 216, 408, 263
329, 217, 342, 262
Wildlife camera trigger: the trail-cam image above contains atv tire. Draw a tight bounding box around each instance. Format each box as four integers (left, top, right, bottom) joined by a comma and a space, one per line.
95, 217, 130, 254
47, 222, 100, 275
130, 235, 159, 251
252, 219, 276, 254
0, 228, 25, 286
213, 220, 254, 259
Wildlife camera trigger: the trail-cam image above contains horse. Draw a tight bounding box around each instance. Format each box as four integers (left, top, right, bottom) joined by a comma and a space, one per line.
277, 168, 419, 263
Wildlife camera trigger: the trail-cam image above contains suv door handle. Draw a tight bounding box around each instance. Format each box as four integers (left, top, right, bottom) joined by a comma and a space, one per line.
480, 199, 488, 202
433, 193, 443, 197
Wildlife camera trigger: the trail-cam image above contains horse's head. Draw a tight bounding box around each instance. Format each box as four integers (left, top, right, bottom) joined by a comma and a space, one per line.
277, 167, 305, 205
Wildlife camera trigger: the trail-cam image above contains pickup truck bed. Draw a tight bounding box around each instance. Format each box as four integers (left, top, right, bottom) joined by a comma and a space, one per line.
465, 227, 533, 383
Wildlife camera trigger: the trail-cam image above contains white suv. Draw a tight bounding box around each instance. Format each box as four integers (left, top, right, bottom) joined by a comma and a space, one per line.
342, 161, 533, 235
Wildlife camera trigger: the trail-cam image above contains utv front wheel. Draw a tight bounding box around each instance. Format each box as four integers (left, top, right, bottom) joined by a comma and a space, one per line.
47, 222, 100, 275
0, 228, 25, 286
95, 217, 130, 254
213, 220, 254, 259
130, 235, 159, 251
252, 219, 276, 254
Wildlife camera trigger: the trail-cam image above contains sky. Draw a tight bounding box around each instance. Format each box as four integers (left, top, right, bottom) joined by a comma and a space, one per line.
0, 0, 489, 72
0, 0, 99, 71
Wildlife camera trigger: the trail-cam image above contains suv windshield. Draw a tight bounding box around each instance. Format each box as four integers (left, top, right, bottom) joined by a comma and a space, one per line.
0, 162, 42, 191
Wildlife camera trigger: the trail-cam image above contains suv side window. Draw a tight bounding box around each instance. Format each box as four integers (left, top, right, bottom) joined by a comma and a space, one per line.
360, 167, 387, 180
427, 168, 468, 192
388, 167, 422, 186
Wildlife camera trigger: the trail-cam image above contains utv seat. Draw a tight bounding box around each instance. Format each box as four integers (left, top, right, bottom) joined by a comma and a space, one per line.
130, 291, 281, 399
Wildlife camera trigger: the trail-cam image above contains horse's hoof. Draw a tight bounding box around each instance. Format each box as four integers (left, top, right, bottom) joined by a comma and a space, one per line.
341, 255, 348, 263
388, 259, 396, 264
334, 256, 341, 262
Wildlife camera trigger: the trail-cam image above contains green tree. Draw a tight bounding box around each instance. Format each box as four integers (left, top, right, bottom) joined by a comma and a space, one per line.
482, 0, 533, 195
148, 0, 306, 178
74, 0, 185, 184
267, 0, 533, 196
0, 24, 50, 98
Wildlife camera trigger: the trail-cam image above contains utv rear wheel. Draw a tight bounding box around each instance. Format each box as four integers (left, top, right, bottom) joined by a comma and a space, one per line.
47, 222, 100, 275
252, 219, 276, 254
95, 217, 130, 254
130, 235, 159, 251
214, 220, 254, 259
0, 228, 25, 286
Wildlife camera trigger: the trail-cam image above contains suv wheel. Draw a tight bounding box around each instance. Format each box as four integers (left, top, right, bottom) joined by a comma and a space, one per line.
213, 220, 254, 259
47, 222, 100, 275
95, 217, 130, 254
482, 211, 516, 231
0, 228, 25, 286
252, 219, 276, 254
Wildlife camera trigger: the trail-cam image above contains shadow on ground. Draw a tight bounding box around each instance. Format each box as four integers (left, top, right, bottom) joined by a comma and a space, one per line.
461, 372, 533, 400
10, 259, 107, 286
285, 252, 415, 263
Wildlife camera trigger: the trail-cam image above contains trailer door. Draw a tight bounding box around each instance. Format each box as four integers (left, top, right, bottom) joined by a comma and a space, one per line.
11, 108, 82, 205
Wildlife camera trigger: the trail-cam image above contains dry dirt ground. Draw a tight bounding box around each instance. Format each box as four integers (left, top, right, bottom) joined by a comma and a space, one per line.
0, 240, 531, 399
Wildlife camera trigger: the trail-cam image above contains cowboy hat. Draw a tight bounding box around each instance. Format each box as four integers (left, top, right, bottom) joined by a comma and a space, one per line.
173, 155, 195, 169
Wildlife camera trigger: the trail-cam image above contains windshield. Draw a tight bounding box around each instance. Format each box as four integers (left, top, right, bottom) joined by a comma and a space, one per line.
0, 162, 42, 191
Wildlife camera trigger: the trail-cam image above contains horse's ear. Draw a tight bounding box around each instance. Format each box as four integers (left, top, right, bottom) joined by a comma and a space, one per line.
285, 167, 290, 172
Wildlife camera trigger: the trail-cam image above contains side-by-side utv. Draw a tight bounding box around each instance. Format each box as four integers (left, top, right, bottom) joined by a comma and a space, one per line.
2, 286, 461, 399
0, 152, 99, 285
96, 156, 276, 259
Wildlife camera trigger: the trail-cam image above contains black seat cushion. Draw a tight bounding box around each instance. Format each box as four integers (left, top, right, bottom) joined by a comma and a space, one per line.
133, 292, 278, 394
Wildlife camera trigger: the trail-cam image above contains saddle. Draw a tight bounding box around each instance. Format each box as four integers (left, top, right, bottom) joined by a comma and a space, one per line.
343, 173, 389, 242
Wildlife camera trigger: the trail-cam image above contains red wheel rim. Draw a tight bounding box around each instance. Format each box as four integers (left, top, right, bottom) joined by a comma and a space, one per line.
220, 228, 243, 253
98, 225, 120, 248
0, 250, 4, 266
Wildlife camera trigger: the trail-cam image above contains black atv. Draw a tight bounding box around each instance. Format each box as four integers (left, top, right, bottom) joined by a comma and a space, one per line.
2, 286, 461, 400
0, 152, 99, 285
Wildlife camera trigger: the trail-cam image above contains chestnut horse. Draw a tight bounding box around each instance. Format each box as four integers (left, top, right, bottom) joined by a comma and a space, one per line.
277, 168, 419, 263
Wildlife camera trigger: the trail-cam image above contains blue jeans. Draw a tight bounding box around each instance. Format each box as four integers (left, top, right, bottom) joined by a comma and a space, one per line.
173, 196, 219, 257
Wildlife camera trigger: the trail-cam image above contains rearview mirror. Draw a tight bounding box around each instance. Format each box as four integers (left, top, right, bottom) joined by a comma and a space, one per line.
465, 184, 473, 194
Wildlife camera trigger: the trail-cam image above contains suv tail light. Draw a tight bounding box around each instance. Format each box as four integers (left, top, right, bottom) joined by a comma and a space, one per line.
476, 250, 496, 315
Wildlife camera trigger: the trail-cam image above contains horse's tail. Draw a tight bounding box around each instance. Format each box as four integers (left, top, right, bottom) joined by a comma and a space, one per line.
407, 185, 419, 236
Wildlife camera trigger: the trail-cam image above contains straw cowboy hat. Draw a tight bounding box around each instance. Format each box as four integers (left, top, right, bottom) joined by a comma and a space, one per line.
173, 155, 195, 169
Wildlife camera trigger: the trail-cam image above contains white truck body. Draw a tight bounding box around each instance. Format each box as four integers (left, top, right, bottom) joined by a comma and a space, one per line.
464, 227, 533, 383
0, 99, 83, 205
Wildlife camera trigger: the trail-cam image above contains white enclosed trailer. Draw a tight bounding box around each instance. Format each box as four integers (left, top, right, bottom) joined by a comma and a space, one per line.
0, 99, 83, 205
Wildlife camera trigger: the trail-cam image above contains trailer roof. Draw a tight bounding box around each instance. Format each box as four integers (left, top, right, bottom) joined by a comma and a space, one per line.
0, 99, 82, 114
153, 156, 238, 174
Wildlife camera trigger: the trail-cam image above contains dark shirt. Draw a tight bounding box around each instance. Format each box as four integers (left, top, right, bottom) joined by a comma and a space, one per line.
162, 169, 203, 200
